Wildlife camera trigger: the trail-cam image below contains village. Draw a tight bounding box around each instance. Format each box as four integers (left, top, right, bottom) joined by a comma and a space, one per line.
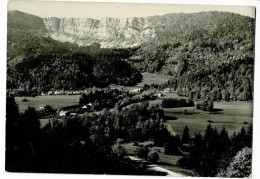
23, 86, 176, 128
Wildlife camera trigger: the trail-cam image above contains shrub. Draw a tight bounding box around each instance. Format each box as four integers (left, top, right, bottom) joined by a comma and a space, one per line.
177, 157, 195, 169
112, 144, 127, 158
22, 98, 29, 102
148, 151, 159, 162
133, 141, 139, 146
135, 147, 149, 159
144, 143, 154, 149
196, 99, 213, 111
161, 98, 194, 108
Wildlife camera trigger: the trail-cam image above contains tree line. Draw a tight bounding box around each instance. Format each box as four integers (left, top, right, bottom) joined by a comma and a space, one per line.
176, 124, 252, 177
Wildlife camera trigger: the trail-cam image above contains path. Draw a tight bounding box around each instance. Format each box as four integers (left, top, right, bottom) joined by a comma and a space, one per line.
128, 156, 183, 177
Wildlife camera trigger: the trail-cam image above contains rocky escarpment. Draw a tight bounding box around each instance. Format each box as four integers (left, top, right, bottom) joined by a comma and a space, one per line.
8, 10, 157, 48
43, 17, 156, 48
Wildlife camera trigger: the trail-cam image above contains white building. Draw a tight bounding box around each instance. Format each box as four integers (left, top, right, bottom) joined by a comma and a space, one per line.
59, 110, 68, 116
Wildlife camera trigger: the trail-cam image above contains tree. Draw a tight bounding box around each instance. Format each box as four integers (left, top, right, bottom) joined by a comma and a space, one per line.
43, 105, 55, 114
164, 135, 182, 155
6, 95, 20, 171
112, 144, 127, 158
22, 106, 41, 136
196, 99, 213, 111
135, 147, 149, 159
182, 126, 191, 144
217, 147, 252, 177
148, 151, 159, 162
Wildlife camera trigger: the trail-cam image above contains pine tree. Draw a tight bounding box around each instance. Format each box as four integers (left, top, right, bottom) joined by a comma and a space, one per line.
182, 126, 191, 144
6, 95, 20, 171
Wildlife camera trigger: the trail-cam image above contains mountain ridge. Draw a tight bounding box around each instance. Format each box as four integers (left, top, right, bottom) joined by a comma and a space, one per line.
8, 10, 254, 48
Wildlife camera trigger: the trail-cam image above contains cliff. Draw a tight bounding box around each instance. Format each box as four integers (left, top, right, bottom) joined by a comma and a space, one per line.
43, 16, 156, 48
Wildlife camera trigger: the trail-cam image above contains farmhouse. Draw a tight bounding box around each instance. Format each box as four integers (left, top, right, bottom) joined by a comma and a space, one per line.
163, 88, 171, 93
130, 88, 142, 94
70, 113, 78, 117
59, 110, 68, 116
48, 91, 54, 95
82, 105, 88, 109
158, 92, 163, 98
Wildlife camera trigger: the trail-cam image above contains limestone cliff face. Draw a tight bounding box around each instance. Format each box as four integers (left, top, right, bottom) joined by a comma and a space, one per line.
8, 10, 157, 48
43, 17, 156, 48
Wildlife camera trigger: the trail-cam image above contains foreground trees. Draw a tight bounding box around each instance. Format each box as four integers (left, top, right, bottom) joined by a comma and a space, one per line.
6, 95, 252, 177
6, 97, 167, 174
217, 147, 252, 177
177, 124, 252, 177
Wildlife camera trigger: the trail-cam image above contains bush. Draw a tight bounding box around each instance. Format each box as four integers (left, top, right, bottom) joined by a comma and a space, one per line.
22, 98, 29, 102
112, 144, 127, 158
161, 98, 194, 108
177, 157, 195, 169
133, 141, 139, 146
135, 147, 149, 159
196, 99, 213, 111
148, 151, 159, 162
144, 143, 154, 149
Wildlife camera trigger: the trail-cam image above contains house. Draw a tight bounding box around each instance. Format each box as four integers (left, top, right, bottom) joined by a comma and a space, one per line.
82, 105, 88, 109
41, 92, 47, 96
59, 110, 68, 116
54, 91, 63, 95
158, 92, 163, 98
67, 91, 73, 95
37, 105, 46, 111
48, 91, 54, 95
70, 113, 78, 117
130, 88, 141, 94
163, 88, 170, 93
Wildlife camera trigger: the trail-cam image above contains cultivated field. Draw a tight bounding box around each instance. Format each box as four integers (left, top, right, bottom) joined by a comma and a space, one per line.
164, 101, 253, 136
15, 95, 81, 112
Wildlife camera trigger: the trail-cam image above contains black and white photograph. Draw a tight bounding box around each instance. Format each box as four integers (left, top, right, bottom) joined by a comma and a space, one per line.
3, 0, 258, 178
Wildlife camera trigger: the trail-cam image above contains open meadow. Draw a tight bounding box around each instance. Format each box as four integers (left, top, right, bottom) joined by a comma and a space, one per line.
109, 72, 169, 90
164, 101, 253, 136
15, 95, 81, 112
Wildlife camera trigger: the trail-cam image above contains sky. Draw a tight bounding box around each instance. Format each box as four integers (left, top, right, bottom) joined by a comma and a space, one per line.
8, 0, 255, 19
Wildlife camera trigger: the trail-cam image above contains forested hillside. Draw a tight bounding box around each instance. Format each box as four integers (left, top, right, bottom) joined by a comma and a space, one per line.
7, 17, 141, 91
132, 12, 254, 101
7, 11, 255, 100
131, 12, 254, 73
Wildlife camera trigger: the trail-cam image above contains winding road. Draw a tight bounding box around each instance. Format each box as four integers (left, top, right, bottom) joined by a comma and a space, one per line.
128, 156, 183, 177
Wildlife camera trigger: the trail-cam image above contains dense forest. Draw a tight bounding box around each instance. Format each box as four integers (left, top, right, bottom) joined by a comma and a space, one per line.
130, 12, 254, 73
7, 28, 141, 91
161, 58, 254, 101
129, 12, 255, 101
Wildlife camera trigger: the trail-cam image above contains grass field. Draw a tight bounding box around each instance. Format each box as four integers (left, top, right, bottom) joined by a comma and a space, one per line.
164, 101, 253, 136
135, 72, 170, 87
15, 95, 81, 112
110, 72, 169, 90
